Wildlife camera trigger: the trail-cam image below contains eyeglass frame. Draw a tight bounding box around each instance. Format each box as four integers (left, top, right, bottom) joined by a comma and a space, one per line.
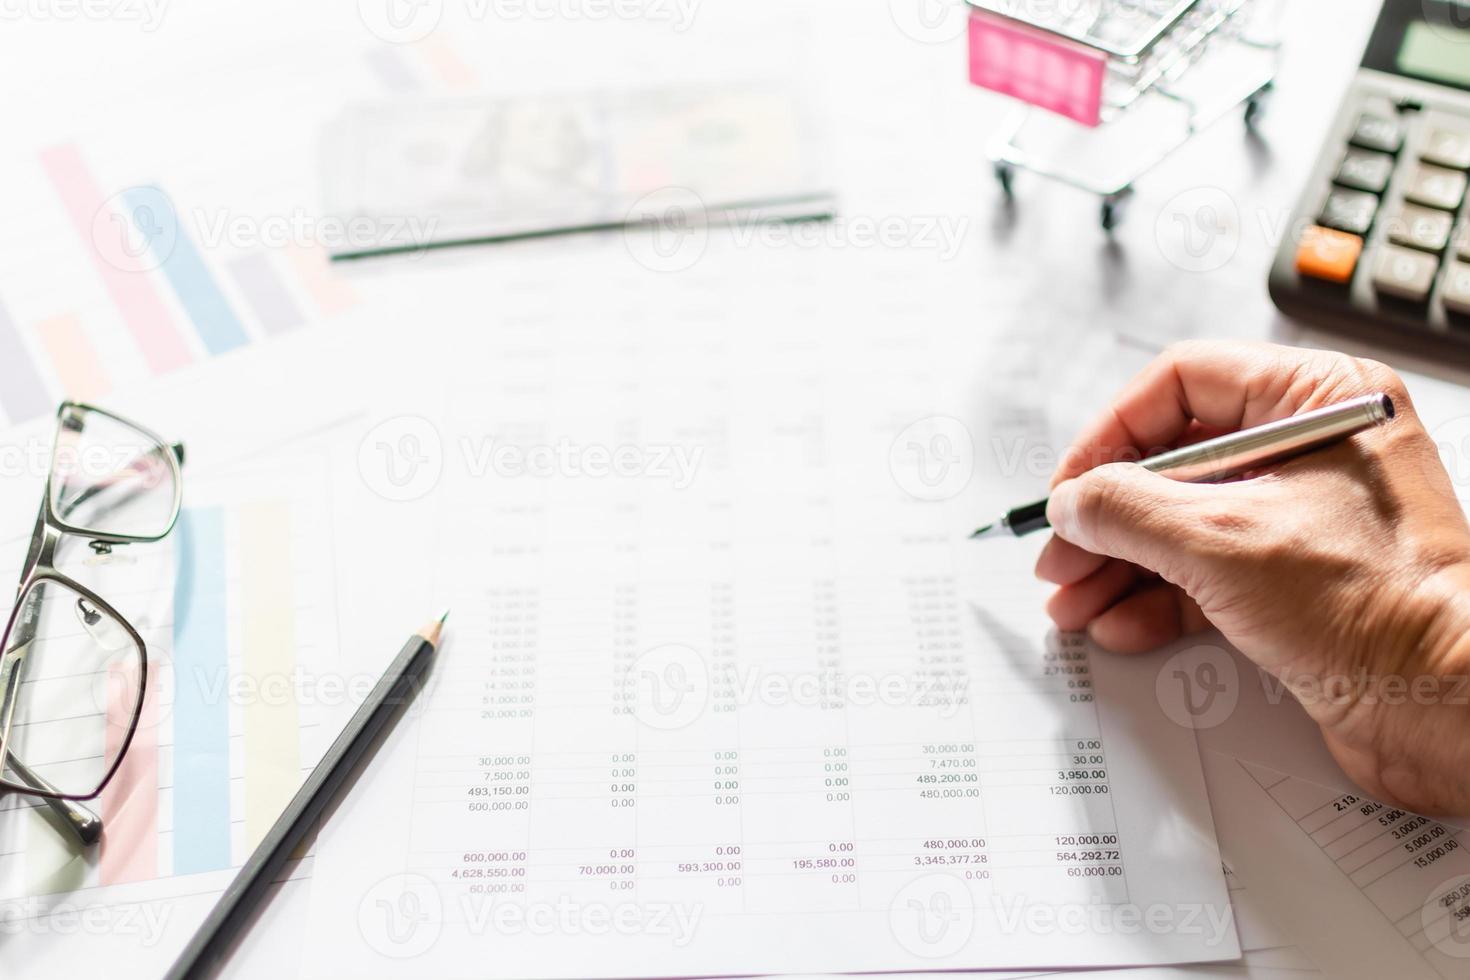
0, 402, 184, 845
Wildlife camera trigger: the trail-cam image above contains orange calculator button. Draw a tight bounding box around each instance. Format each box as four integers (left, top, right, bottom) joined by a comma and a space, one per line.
1295, 225, 1363, 283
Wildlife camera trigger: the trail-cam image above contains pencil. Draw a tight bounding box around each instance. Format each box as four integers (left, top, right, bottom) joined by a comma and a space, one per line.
164, 611, 449, 980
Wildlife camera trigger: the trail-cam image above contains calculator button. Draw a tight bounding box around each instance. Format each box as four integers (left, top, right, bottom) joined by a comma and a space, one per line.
1459, 225, 1470, 261
1372, 245, 1440, 301
1350, 112, 1404, 153
1319, 188, 1379, 236
1335, 148, 1396, 193
1422, 128, 1470, 170
1444, 262, 1470, 315
1404, 164, 1468, 211
1385, 204, 1455, 253
1295, 226, 1363, 283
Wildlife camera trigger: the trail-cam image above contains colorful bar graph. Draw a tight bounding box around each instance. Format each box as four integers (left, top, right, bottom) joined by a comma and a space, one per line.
0, 295, 51, 423
240, 501, 299, 848
172, 507, 232, 875
39, 144, 193, 373
35, 314, 110, 401
124, 186, 249, 357
228, 253, 305, 335
99, 657, 159, 885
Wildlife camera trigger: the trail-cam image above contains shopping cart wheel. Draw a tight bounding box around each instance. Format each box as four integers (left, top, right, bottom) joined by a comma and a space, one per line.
1101, 188, 1133, 231
1245, 82, 1274, 130
993, 161, 1016, 198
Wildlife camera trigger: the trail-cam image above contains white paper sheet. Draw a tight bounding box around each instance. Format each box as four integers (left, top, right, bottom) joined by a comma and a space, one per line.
1201, 750, 1470, 980
291, 246, 1237, 977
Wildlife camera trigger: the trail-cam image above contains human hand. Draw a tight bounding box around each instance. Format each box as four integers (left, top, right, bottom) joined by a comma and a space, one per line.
1037, 340, 1470, 815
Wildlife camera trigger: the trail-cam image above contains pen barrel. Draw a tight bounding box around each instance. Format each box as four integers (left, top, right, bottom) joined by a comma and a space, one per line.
1139, 393, 1393, 484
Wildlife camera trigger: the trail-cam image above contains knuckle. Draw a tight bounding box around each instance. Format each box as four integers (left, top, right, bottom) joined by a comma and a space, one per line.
1352, 356, 1409, 402
1181, 498, 1263, 561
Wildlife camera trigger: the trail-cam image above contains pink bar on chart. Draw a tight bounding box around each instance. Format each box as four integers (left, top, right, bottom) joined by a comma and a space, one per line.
39, 144, 193, 373
99, 658, 159, 885
35, 314, 110, 401
287, 244, 358, 316
968, 10, 1107, 128
418, 35, 476, 90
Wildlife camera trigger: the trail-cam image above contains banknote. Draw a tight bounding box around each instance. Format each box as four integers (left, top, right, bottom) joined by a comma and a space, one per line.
320, 84, 834, 258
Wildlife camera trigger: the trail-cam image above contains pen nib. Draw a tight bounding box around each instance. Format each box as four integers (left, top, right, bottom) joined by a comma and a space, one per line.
969, 522, 1008, 541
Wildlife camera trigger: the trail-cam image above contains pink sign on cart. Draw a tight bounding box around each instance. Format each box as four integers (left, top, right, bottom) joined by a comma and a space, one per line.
967, 8, 1108, 128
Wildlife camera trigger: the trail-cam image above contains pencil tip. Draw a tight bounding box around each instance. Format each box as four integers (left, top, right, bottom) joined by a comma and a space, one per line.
419, 611, 450, 645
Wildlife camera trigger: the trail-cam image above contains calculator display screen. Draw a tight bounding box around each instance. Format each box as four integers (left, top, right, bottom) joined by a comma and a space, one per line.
1362, 0, 1470, 92
1398, 21, 1470, 88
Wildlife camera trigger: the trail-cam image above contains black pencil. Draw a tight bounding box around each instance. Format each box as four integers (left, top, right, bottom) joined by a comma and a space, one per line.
164, 611, 449, 980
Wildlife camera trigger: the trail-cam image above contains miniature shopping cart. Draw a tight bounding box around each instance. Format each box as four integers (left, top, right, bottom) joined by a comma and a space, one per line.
967, 0, 1284, 229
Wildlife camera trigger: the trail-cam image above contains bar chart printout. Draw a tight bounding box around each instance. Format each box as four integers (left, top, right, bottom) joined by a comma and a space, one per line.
0, 469, 337, 903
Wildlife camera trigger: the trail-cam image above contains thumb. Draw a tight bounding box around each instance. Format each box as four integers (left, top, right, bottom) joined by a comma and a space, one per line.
1047, 462, 1241, 581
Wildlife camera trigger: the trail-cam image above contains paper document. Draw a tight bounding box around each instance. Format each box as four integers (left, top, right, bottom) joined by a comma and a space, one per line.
300, 261, 1237, 976
1202, 751, 1470, 979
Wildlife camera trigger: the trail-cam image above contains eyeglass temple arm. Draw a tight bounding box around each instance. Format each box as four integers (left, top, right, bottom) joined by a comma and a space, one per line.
0, 598, 104, 846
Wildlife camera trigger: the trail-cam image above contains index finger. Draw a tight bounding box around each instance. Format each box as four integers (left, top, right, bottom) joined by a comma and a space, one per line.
1050, 341, 1369, 487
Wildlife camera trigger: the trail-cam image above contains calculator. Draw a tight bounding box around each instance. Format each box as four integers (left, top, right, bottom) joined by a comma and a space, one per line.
1268, 0, 1470, 355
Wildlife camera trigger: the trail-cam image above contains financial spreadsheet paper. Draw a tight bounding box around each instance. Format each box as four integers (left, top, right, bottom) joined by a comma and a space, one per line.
300, 255, 1238, 977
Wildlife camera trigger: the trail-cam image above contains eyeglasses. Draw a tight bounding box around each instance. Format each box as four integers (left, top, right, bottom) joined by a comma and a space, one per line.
0, 403, 183, 846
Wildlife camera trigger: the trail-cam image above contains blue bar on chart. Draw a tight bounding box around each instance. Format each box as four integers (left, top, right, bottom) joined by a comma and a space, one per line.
124, 186, 249, 357
172, 506, 233, 875
227, 253, 304, 335
0, 295, 52, 424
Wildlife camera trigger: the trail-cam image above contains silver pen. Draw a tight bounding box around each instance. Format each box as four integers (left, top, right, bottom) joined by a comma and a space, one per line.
971, 392, 1396, 540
